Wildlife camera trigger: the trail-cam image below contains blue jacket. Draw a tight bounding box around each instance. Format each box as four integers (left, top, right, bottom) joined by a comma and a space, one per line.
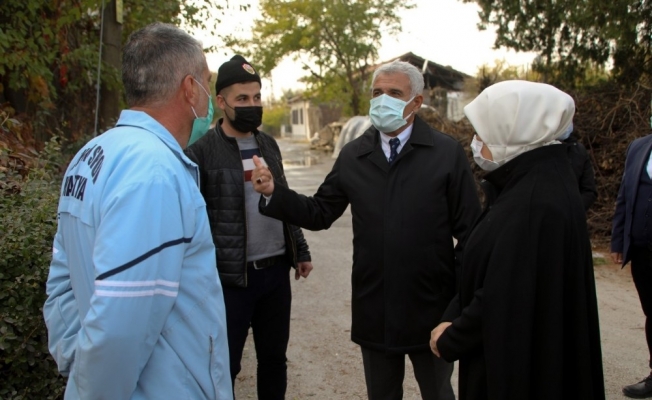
611, 133, 652, 265
44, 110, 233, 399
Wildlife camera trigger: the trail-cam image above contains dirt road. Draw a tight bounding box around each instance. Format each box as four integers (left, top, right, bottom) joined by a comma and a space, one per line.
234, 139, 647, 400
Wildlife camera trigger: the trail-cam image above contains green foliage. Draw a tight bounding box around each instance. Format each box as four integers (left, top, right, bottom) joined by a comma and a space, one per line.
305, 69, 372, 117
465, 0, 651, 88
227, 0, 412, 116
0, 138, 67, 399
468, 59, 611, 94
262, 102, 289, 136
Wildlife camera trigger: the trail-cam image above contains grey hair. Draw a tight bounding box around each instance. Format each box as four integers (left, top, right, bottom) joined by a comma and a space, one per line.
122, 22, 206, 107
372, 60, 424, 97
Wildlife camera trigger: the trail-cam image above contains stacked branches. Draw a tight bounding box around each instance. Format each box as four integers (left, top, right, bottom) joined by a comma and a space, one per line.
571, 83, 650, 242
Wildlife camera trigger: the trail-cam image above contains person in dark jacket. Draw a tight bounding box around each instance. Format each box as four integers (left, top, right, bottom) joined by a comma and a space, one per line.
430, 80, 605, 400
185, 55, 313, 400
611, 132, 652, 398
559, 123, 598, 211
251, 60, 481, 400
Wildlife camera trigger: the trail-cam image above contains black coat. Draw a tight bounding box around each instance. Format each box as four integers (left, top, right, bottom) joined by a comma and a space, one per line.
260, 116, 481, 353
185, 122, 311, 288
437, 145, 605, 400
563, 135, 597, 211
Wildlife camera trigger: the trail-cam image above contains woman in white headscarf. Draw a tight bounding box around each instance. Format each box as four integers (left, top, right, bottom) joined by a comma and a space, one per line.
430, 80, 605, 400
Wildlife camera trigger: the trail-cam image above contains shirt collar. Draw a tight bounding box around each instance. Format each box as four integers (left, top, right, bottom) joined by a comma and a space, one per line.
379, 123, 414, 148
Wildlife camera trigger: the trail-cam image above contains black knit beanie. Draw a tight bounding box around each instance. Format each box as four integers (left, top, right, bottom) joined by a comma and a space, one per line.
215, 55, 261, 94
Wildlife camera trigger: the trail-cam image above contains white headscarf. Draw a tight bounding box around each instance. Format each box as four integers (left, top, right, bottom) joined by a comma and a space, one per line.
464, 80, 575, 166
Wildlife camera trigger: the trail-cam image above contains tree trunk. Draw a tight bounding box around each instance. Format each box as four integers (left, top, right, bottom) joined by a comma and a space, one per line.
98, 0, 122, 132
350, 89, 360, 116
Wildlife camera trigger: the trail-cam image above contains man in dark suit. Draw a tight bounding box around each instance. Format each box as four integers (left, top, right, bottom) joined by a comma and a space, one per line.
250, 60, 482, 400
611, 133, 652, 398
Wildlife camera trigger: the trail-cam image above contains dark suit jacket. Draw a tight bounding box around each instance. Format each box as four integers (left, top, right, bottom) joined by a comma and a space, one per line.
611, 133, 652, 265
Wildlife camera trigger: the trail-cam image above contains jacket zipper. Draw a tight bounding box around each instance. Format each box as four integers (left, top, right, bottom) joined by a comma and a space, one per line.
241, 137, 249, 287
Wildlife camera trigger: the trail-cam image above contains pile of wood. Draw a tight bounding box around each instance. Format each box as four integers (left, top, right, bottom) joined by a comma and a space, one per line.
418, 84, 651, 245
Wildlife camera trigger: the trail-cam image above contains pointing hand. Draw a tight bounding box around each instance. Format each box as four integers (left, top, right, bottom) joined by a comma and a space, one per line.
252, 155, 274, 196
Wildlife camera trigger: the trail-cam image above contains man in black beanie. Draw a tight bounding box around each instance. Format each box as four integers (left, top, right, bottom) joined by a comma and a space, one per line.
185, 55, 314, 399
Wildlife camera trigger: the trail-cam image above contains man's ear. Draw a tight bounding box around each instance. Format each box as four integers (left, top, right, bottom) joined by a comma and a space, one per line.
215, 92, 228, 112
413, 94, 424, 111
182, 75, 199, 106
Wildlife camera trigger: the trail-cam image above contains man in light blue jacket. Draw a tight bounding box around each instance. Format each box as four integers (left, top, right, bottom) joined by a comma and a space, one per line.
43, 23, 233, 399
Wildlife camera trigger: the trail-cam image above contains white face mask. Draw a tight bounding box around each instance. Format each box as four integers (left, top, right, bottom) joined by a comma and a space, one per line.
471, 135, 500, 171
558, 122, 573, 141
369, 94, 415, 133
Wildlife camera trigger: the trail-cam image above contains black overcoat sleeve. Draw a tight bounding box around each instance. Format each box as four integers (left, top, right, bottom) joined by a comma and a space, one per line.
259, 155, 350, 231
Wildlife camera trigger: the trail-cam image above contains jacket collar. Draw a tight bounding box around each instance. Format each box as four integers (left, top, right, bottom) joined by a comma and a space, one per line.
116, 110, 196, 168
356, 115, 434, 172
215, 118, 260, 143
484, 144, 567, 191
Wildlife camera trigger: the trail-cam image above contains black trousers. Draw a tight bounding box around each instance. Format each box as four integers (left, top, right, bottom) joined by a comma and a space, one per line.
361, 346, 456, 400
631, 245, 652, 370
223, 262, 292, 400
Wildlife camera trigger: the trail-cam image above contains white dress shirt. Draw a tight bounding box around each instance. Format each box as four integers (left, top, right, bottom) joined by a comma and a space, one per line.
379, 123, 414, 161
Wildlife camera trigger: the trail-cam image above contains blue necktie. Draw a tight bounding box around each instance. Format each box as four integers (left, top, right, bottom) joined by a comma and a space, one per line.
388, 137, 400, 165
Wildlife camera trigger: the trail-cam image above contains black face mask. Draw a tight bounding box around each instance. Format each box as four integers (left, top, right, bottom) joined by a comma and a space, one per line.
225, 104, 263, 133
